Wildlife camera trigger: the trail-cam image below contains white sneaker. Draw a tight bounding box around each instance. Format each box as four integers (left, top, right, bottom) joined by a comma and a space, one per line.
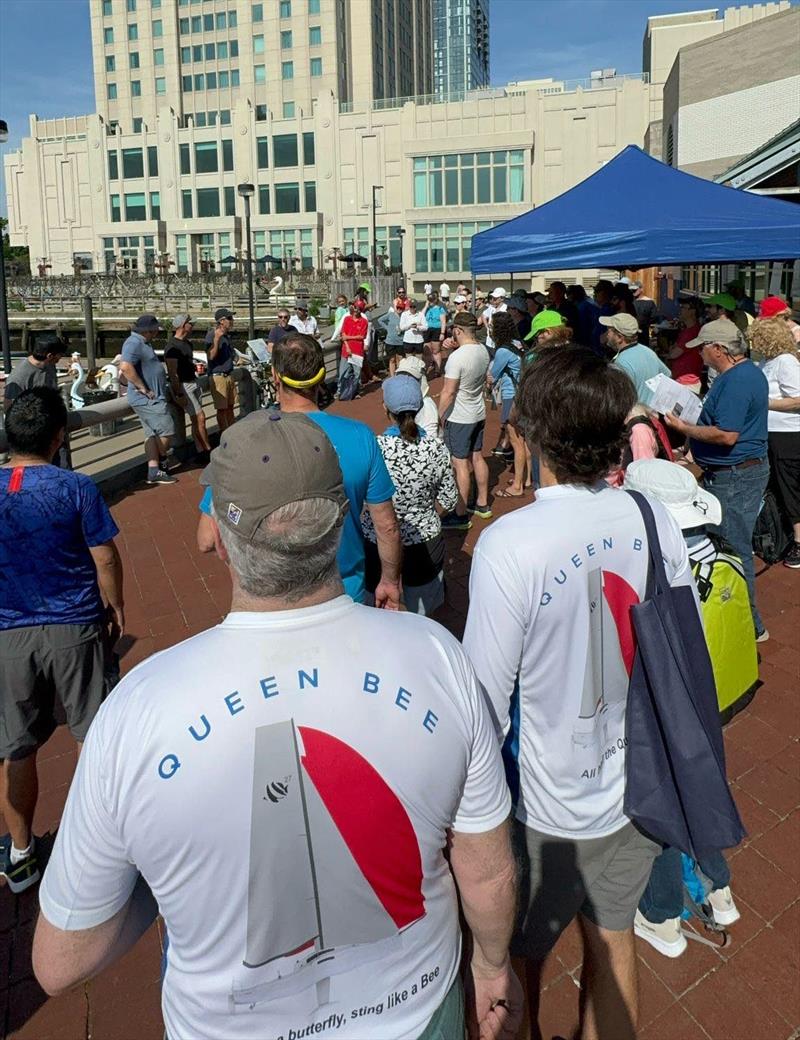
707, 886, 740, 926
634, 910, 688, 958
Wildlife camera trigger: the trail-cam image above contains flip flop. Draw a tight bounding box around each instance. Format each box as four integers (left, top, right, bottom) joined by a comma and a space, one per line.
495, 487, 525, 498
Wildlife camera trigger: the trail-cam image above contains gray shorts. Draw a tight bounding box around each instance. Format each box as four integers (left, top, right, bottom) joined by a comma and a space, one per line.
181, 382, 204, 417
443, 419, 485, 459
0, 623, 107, 759
132, 399, 175, 440
512, 819, 659, 959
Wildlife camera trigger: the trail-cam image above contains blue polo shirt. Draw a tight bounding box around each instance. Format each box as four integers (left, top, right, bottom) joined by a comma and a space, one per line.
200, 411, 394, 601
691, 359, 768, 467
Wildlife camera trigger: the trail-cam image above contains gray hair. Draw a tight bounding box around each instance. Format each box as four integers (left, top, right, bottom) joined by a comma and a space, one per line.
213, 497, 344, 602
726, 330, 749, 358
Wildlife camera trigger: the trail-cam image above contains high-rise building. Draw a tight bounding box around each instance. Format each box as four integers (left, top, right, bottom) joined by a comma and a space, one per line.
432, 0, 489, 97
91, 0, 432, 135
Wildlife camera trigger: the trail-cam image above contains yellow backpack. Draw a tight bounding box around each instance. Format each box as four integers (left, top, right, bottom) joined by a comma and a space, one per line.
692, 542, 760, 725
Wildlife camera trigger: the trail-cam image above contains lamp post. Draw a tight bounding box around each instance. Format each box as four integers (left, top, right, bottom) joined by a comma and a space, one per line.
397, 227, 405, 283
0, 118, 11, 373
237, 182, 256, 339
371, 184, 383, 276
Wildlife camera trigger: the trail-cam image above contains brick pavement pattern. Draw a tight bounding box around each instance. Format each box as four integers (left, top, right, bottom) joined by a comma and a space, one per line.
2, 384, 798, 1040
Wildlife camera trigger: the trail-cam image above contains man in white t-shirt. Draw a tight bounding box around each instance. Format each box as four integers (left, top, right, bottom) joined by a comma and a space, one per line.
439, 313, 491, 530
288, 301, 319, 337
479, 287, 507, 351
33, 411, 522, 1040
463, 347, 697, 1040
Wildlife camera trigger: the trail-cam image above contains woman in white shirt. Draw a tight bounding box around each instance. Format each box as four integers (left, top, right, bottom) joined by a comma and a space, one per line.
398, 298, 427, 355
751, 318, 800, 568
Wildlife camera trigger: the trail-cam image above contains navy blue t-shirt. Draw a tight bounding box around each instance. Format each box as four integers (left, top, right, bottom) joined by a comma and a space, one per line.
0, 465, 119, 629
691, 359, 768, 467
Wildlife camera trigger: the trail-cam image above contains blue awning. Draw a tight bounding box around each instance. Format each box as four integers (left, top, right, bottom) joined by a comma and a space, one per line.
470, 145, 800, 274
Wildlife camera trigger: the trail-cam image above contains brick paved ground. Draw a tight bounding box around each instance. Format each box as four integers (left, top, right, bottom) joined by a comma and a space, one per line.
2, 381, 798, 1040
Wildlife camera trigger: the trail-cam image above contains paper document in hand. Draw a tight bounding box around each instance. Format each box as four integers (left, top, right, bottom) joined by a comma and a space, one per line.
247, 338, 271, 363
645, 374, 703, 424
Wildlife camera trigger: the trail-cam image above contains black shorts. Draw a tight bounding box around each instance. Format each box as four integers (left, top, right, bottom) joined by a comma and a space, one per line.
444, 419, 485, 460
404, 341, 425, 355
768, 430, 800, 523
384, 342, 406, 358
0, 622, 107, 759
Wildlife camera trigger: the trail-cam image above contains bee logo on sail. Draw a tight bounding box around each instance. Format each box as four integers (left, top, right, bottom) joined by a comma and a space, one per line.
264, 775, 292, 803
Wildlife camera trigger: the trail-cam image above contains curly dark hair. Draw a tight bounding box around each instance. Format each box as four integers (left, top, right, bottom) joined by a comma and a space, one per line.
489, 310, 519, 348
516, 347, 635, 485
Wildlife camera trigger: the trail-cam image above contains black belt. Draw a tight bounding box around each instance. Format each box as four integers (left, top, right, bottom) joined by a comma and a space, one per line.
702, 457, 766, 473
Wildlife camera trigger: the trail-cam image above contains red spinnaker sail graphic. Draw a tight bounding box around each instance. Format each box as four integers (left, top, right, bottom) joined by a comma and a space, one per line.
602, 570, 639, 677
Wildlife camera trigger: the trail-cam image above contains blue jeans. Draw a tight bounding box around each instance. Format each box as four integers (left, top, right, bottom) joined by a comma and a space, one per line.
639, 846, 730, 923
702, 458, 769, 634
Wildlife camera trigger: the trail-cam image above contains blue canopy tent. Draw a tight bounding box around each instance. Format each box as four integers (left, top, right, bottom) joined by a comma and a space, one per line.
470, 145, 800, 274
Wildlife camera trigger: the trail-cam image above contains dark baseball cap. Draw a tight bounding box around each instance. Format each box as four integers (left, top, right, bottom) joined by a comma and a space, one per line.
207, 411, 347, 543
214, 307, 235, 321
132, 314, 161, 333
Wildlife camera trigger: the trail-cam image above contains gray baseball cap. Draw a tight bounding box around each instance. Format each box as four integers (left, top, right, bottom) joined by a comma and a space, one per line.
207, 411, 347, 543
171, 313, 192, 329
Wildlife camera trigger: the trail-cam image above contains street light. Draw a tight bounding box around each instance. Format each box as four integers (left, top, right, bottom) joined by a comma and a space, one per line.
0, 118, 11, 373
237, 182, 256, 339
397, 227, 406, 285
371, 184, 383, 276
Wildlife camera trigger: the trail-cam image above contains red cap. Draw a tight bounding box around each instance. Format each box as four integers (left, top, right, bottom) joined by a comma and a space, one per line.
759, 295, 790, 319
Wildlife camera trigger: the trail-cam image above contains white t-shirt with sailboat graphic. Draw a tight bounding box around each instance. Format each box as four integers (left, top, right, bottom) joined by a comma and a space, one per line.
39, 597, 510, 1040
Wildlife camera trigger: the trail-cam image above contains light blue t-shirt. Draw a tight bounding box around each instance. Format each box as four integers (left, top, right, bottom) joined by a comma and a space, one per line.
490, 347, 521, 400
121, 331, 169, 405
199, 410, 395, 602
425, 305, 447, 335
613, 344, 670, 407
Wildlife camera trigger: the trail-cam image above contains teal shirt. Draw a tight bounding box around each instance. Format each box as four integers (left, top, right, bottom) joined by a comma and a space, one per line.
613, 344, 670, 407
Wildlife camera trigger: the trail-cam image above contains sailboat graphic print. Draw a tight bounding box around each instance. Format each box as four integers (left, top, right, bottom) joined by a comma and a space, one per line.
243, 719, 425, 993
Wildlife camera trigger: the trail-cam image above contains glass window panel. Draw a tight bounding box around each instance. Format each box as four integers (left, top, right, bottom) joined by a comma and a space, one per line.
231, 69, 240, 86
413, 171, 427, 207
230, 40, 239, 57
182, 75, 192, 91
131, 80, 142, 97
257, 137, 269, 168
254, 34, 265, 54
217, 41, 228, 59
309, 0, 320, 12
194, 141, 218, 173
492, 151, 507, 164
108, 152, 119, 180
104, 27, 114, 43
415, 245, 428, 271
283, 101, 295, 118
476, 152, 490, 165
460, 168, 474, 204
150, 192, 160, 219
430, 155, 442, 169
447, 244, 459, 270
181, 45, 190, 61
258, 185, 270, 214
181, 189, 193, 218
220, 109, 231, 125
124, 192, 147, 220
493, 166, 507, 203
430, 244, 444, 272
195, 111, 207, 127
445, 169, 458, 206
196, 187, 220, 217
444, 154, 458, 168
192, 44, 202, 61
194, 73, 205, 90
460, 153, 474, 166
413, 157, 426, 171
281, 61, 293, 79
310, 57, 322, 77
309, 25, 321, 45
107, 82, 118, 99
105, 55, 115, 71
279, 0, 291, 16
302, 132, 315, 165
219, 70, 229, 87
205, 42, 215, 60
128, 50, 139, 68
304, 181, 316, 211
462, 242, 471, 269
477, 167, 491, 204
509, 150, 524, 164
430, 170, 442, 206
228, 10, 237, 27
280, 30, 292, 48
203, 13, 214, 30
207, 110, 217, 125
224, 186, 235, 216
152, 19, 162, 36
179, 142, 191, 174
252, 3, 263, 22
254, 64, 266, 83
154, 48, 164, 66
127, 0, 136, 10
222, 139, 233, 172
273, 134, 298, 167
510, 166, 523, 203
132, 117, 143, 134
152, 0, 161, 8
122, 147, 144, 178
103, 0, 112, 15
147, 145, 158, 175
128, 23, 138, 40
206, 71, 217, 89
215, 12, 226, 29
178, 18, 188, 33
275, 182, 300, 213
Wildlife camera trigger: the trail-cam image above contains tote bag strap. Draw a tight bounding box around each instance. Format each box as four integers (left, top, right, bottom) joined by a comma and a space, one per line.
625, 490, 670, 597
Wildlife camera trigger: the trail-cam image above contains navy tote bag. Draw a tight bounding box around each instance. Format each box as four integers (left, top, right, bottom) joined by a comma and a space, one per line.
623, 491, 745, 858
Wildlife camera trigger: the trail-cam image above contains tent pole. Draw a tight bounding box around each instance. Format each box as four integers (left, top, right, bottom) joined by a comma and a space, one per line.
510, 272, 514, 293
471, 273, 477, 311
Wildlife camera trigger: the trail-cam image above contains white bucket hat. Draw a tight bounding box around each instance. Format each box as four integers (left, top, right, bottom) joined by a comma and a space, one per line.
491, 287, 507, 299
396, 355, 429, 397
624, 459, 722, 530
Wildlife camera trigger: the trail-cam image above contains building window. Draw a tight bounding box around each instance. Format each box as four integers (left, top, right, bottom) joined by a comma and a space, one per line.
282, 101, 295, 119
202, 42, 214, 60
192, 44, 202, 61
207, 111, 218, 126
131, 80, 142, 97
175, 233, 188, 272
194, 73, 205, 90
150, 192, 161, 219
129, 51, 140, 68
308, 0, 320, 12
304, 182, 316, 211
252, 3, 263, 22
147, 145, 158, 175
273, 134, 297, 167
302, 132, 315, 165
310, 57, 322, 77
110, 194, 121, 222
179, 142, 191, 174
280, 30, 292, 49
224, 186, 236, 216
181, 45, 190, 62
309, 26, 321, 46
191, 15, 201, 31
281, 61, 294, 80
181, 189, 193, 218
179, 17, 189, 33
203, 12, 214, 30
194, 141, 218, 174
105, 55, 116, 72
217, 41, 228, 59
220, 109, 231, 125
279, 0, 291, 16
231, 69, 240, 86
152, 18, 162, 36
124, 192, 147, 220
107, 82, 118, 99
254, 34, 265, 54
412, 151, 524, 208
103, 0, 112, 14
195, 111, 207, 127
108, 151, 119, 180
230, 40, 239, 57
257, 137, 269, 168
258, 185, 270, 214
196, 187, 220, 217
104, 27, 114, 44
275, 183, 300, 213
219, 70, 230, 87
413, 220, 497, 273
229, 10, 237, 27
133, 117, 144, 133
206, 71, 217, 89
154, 48, 164, 66
254, 64, 266, 83
215, 11, 226, 29
255, 103, 267, 120
151, 0, 161, 8
128, 23, 138, 40
127, 0, 136, 10
122, 147, 144, 178
182, 75, 193, 91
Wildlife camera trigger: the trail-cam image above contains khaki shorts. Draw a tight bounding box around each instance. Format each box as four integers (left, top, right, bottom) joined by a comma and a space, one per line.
210, 373, 236, 411
512, 819, 659, 960
0, 623, 107, 759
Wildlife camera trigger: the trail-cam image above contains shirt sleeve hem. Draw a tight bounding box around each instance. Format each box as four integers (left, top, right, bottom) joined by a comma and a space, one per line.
39, 885, 131, 932
451, 794, 512, 834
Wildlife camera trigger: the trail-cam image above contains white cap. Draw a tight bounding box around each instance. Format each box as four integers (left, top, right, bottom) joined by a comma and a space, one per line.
453, 294, 467, 304
396, 355, 429, 397
624, 459, 722, 530
491, 287, 507, 298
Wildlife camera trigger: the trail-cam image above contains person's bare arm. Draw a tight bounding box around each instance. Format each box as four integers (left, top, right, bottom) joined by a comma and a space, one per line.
118, 361, 153, 399
768, 396, 800, 412
197, 512, 217, 553
33, 875, 157, 997
449, 822, 524, 1040
365, 498, 402, 610
664, 412, 739, 446
89, 541, 124, 635
165, 357, 185, 401
438, 377, 458, 422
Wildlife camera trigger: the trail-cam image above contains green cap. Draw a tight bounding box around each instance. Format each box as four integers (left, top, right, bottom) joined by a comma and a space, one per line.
707, 292, 737, 311
358, 282, 372, 293
524, 309, 565, 341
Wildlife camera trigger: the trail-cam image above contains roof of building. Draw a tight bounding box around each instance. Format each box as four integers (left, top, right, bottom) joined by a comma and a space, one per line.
715, 118, 800, 189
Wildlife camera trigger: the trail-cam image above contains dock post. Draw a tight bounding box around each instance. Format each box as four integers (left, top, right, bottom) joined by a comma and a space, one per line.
83, 295, 97, 369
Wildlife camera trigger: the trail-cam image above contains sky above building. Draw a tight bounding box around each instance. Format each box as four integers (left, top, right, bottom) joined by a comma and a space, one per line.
0, 0, 791, 216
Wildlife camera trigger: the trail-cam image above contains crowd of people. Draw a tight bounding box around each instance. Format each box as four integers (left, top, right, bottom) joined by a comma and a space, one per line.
0, 271, 798, 1040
